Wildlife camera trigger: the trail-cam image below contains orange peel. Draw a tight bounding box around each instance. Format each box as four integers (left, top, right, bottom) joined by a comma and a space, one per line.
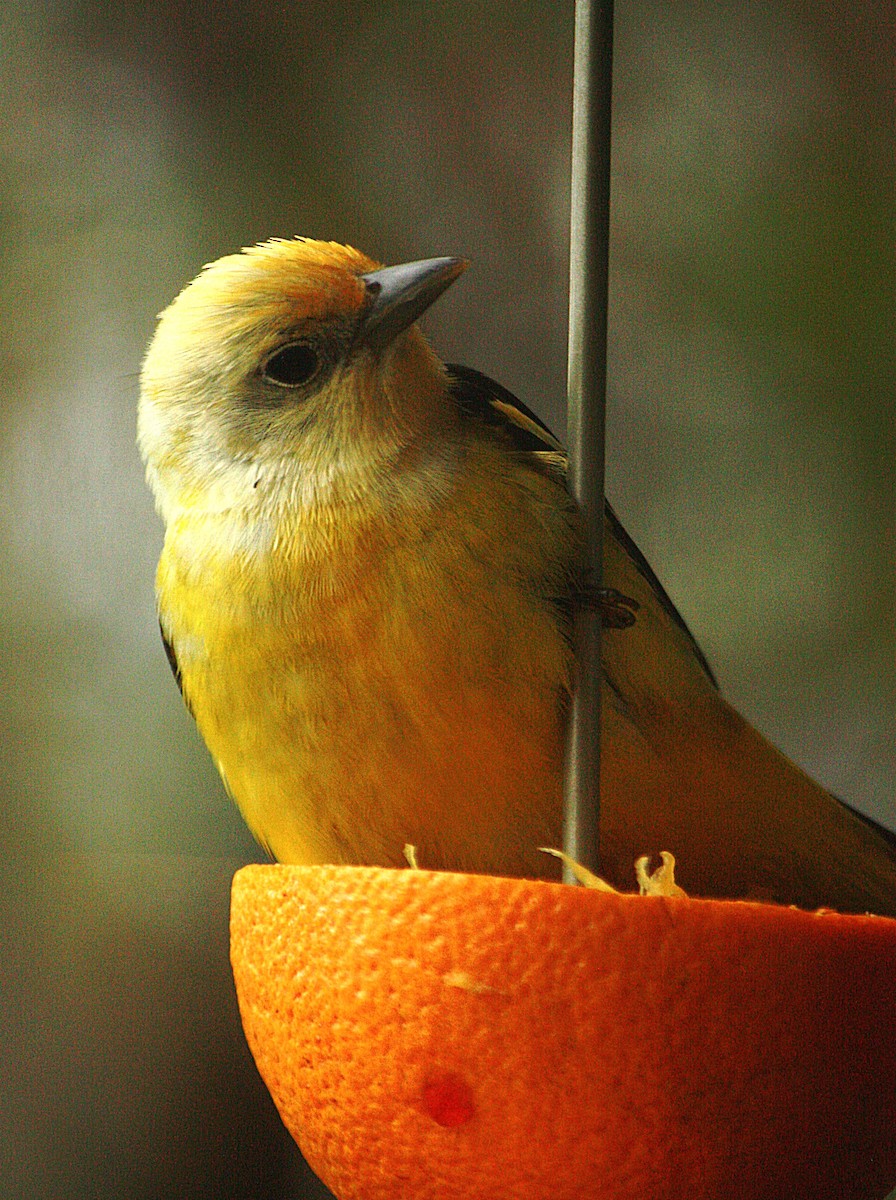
230, 865, 896, 1200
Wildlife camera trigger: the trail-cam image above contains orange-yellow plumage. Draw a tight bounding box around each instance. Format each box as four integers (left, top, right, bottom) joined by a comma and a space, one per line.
139, 237, 896, 915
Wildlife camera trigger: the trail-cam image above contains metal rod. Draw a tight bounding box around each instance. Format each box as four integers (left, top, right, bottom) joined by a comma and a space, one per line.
562, 0, 614, 882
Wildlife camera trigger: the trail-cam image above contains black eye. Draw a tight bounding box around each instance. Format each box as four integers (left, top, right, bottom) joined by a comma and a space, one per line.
262, 342, 321, 387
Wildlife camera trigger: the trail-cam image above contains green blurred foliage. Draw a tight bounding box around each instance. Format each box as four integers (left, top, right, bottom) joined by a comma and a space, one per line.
1, 1, 892, 1195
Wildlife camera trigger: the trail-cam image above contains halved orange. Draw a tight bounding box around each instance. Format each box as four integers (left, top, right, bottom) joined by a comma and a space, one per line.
230, 865, 896, 1200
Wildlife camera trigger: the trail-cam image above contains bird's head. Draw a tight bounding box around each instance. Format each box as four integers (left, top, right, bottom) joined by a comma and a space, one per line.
138, 238, 467, 522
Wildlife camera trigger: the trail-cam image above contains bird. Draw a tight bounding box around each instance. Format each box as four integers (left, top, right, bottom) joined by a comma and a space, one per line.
139, 237, 896, 915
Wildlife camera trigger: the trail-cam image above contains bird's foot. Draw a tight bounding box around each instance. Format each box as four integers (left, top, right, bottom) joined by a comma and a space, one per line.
578, 585, 640, 629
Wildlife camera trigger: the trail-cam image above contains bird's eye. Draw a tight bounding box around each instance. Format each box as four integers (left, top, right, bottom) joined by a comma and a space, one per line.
262, 342, 321, 387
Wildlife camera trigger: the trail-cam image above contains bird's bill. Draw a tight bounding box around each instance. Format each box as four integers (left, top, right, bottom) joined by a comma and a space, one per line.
358, 256, 468, 352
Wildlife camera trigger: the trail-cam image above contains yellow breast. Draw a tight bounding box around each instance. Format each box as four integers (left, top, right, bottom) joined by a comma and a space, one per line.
156, 439, 583, 876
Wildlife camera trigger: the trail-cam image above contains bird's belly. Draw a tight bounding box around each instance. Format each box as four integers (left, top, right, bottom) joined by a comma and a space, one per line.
172, 560, 570, 879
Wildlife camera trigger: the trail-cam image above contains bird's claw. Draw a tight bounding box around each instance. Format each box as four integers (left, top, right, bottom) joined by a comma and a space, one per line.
594, 587, 639, 629
601, 588, 639, 629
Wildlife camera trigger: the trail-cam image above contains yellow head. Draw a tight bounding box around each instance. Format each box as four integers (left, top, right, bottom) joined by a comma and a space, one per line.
138, 238, 467, 522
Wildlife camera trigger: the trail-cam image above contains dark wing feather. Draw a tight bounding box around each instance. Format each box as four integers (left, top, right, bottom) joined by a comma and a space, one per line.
154, 362, 896, 856
446, 364, 896, 850
447, 362, 563, 454
446, 362, 716, 686
839, 800, 896, 850
161, 622, 195, 717
603, 502, 718, 687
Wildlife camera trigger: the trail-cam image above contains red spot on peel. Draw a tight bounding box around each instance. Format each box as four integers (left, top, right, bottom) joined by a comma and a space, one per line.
421, 1073, 476, 1127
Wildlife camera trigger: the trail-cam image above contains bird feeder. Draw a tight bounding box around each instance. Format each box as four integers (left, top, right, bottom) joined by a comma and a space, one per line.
229, 3, 896, 1197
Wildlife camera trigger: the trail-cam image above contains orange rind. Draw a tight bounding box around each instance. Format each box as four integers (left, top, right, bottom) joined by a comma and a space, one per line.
230, 865, 896, 1200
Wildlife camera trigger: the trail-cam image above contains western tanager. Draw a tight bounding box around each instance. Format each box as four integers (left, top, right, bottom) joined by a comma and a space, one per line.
139, 238, 896, 914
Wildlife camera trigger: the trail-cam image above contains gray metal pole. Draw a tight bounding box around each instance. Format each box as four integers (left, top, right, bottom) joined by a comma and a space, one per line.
562, 0, 614, 881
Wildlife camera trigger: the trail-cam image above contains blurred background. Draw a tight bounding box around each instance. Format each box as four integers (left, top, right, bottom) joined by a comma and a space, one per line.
1, 0, 893, 1195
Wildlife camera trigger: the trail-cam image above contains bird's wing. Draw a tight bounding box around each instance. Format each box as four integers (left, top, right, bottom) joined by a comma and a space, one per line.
840, 800, 896, 851
160, 621, 194, 717
446, 361, 565, 453
445, 362, 716, 686
446, 363, 896, 859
